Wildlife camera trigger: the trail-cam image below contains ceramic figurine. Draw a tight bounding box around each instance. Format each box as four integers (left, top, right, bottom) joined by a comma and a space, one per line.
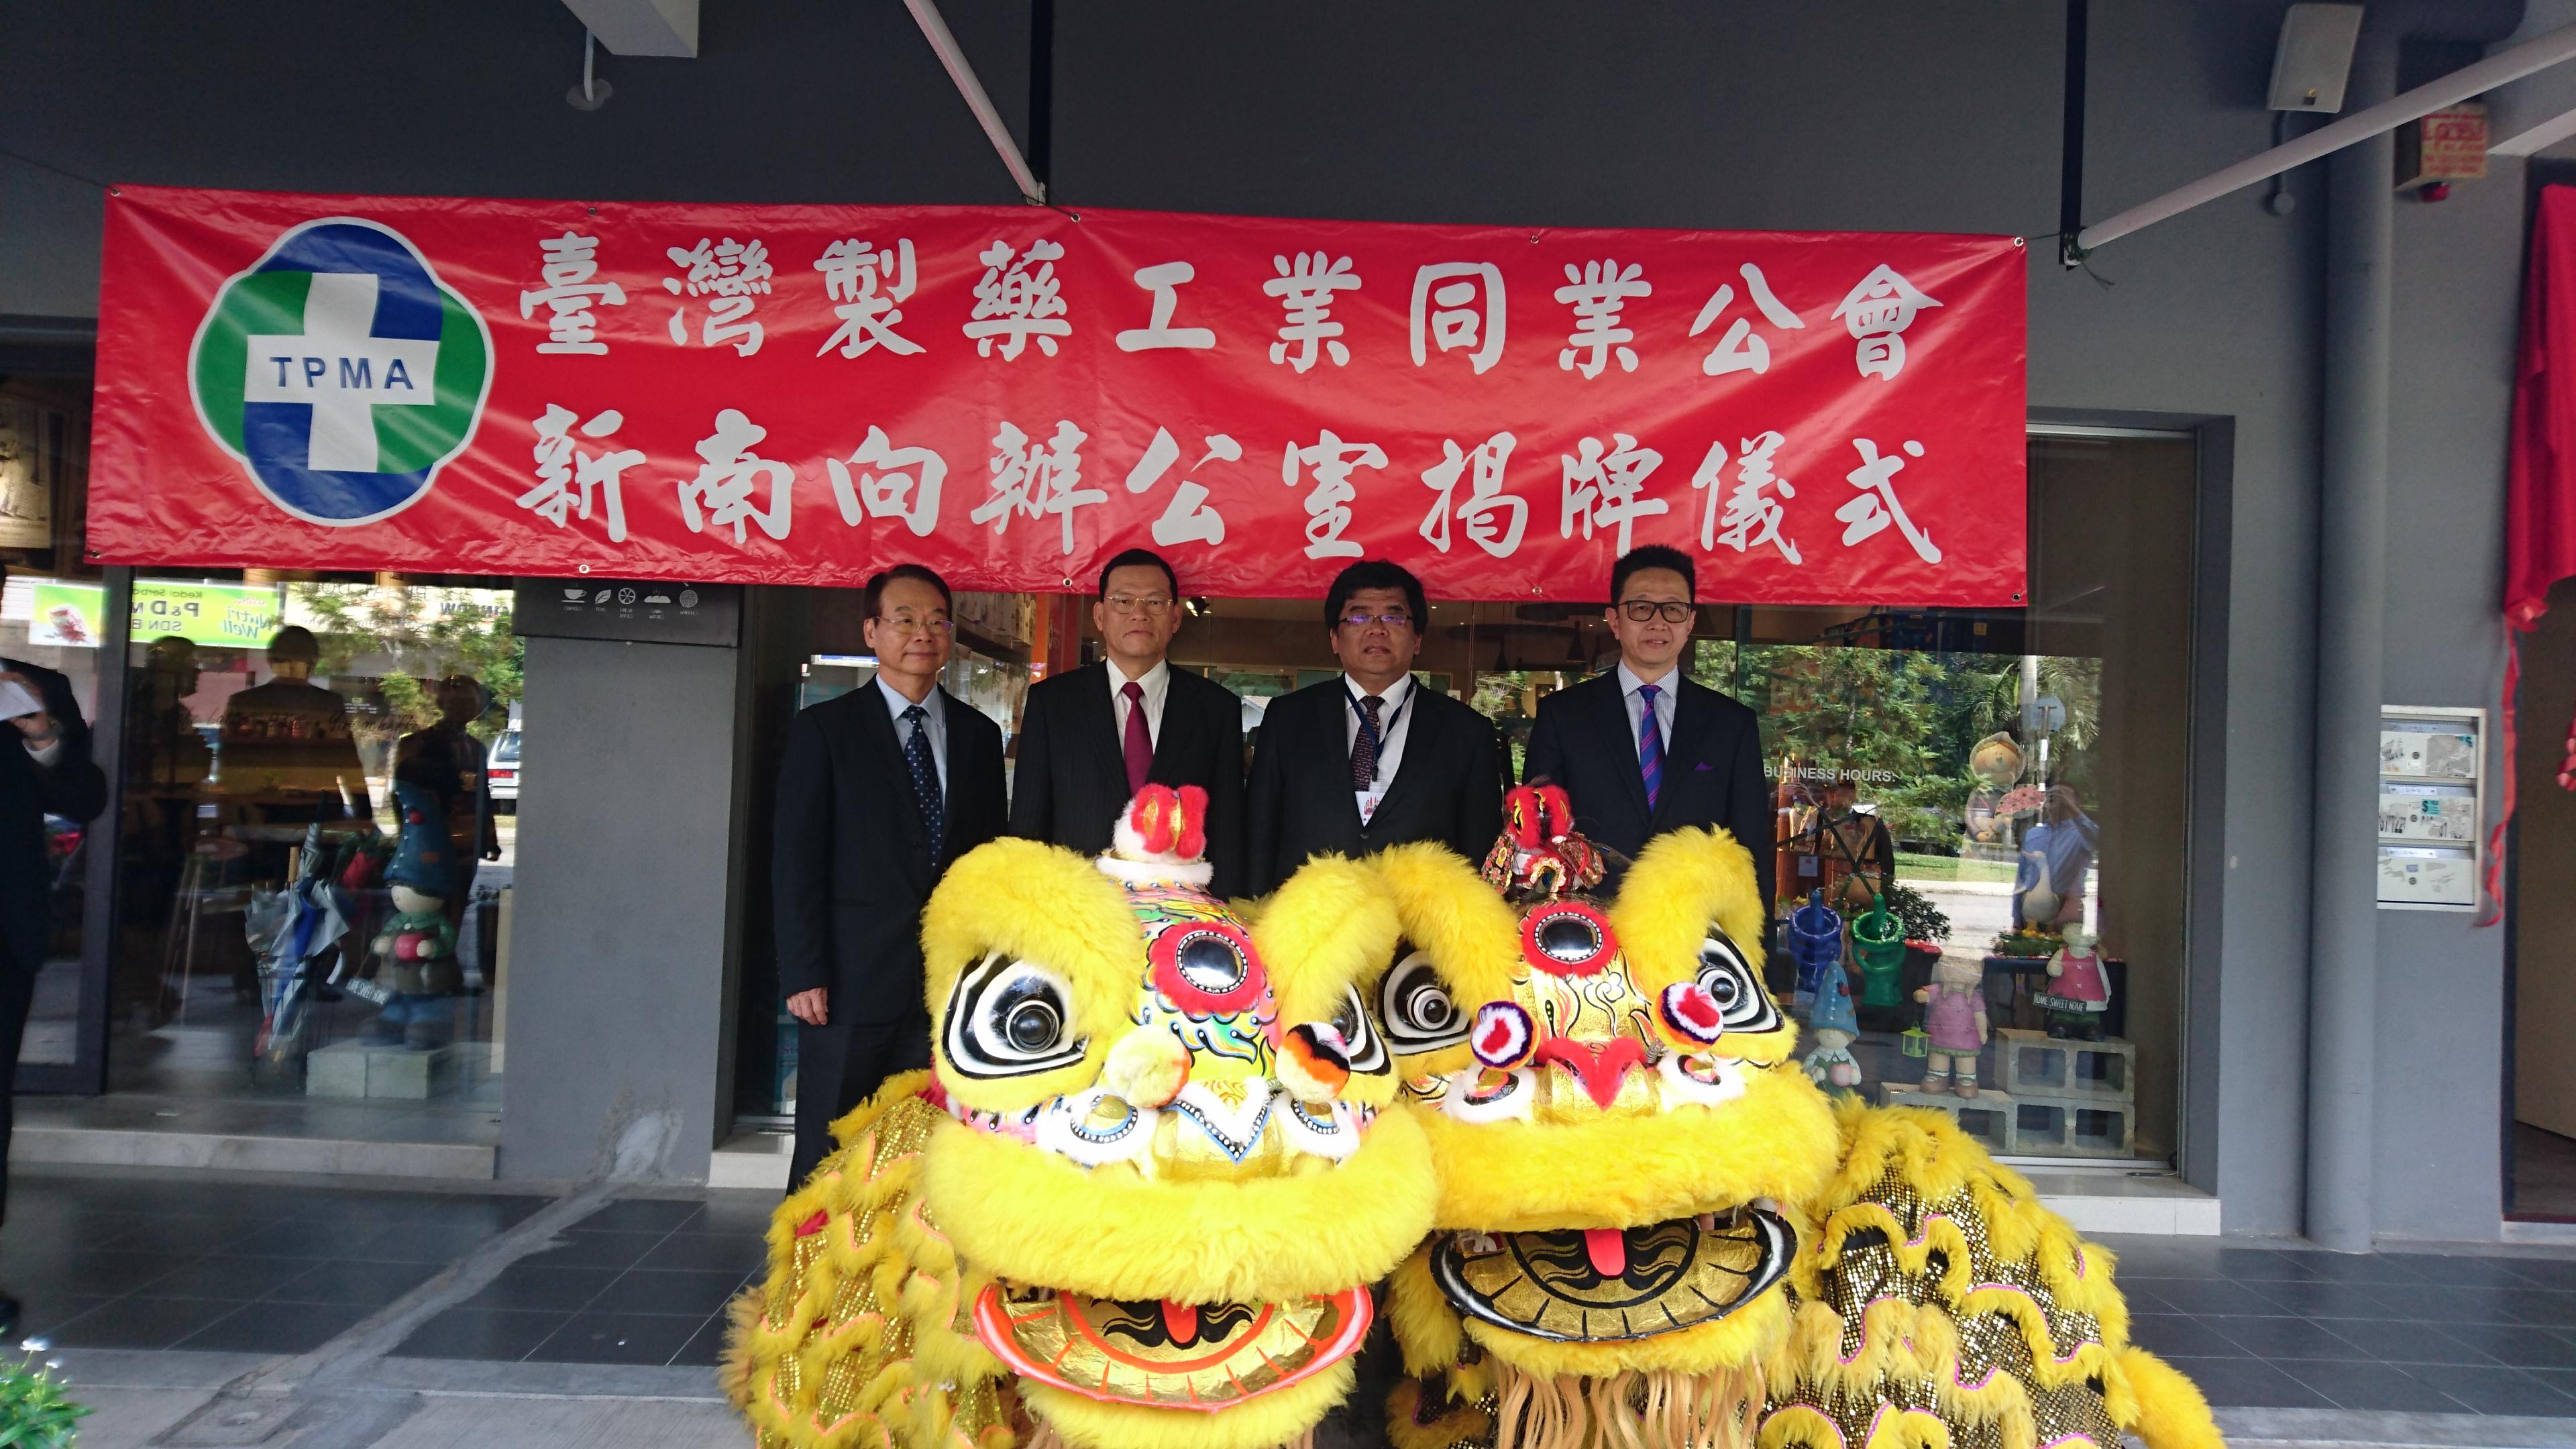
1962, 732, 2025, 863
1803, 967, 1862, 1094
2035, 922, 2111, 1040
364, 780, 459, 1050
1913, 952, 1988, 1097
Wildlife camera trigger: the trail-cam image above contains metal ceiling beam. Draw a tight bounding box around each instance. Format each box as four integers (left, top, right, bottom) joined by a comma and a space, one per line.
903, 0, 1046, 204
2077, 18, 2576, 254
561, 0, 698, 58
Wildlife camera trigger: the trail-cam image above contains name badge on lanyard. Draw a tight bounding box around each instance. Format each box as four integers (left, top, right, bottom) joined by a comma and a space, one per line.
1350, 688, 1405, 826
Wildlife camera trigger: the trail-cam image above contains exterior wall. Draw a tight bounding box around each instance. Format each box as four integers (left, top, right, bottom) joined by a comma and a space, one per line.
0, 0, 2539, 1231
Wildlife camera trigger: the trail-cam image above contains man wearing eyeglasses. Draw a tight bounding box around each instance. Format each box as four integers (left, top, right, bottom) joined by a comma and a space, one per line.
772, 564, 1007, 1189
1244, 559, 1503, 896
1523, 544, 1774, 906
1008, 547, 1246, 896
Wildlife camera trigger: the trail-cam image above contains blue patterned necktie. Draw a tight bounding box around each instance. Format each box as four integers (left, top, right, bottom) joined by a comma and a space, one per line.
902, 702, 945, 866
1637, 683, 1664, 813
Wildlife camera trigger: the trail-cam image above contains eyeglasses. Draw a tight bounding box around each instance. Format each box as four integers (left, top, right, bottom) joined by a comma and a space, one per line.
1103, 594, 1175, 614
876, 614, 953, 635
1340, 611, 1415, 630
1617, 600, 1695, 623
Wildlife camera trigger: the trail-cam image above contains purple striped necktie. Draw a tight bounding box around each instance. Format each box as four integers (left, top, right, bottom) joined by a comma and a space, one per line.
1637, 683, 1664, 812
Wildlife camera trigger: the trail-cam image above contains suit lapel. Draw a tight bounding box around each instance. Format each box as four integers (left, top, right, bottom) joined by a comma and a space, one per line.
935, 686, 971, 842
1365, 681, 1432, 831
1593, 674, 1653, 822
1653, 681, 1721, 828
1071, 663, 1132, 790
1147, 670, 1191, 778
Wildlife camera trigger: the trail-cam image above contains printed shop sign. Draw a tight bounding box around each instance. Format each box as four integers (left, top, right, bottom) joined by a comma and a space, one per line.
28, 578, 282, 648
91, 186, 2028, 604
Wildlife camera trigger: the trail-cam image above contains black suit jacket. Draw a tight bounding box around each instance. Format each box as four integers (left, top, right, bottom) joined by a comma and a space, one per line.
771, 682, 1006, 1024
1522, 670, 1774, 906
1008, 662, 1246, 898
1, 659, 107, 973
1244, 677, 1503, 896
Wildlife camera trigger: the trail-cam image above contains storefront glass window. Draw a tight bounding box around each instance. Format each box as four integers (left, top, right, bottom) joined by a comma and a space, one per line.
105, 575, 523, 1142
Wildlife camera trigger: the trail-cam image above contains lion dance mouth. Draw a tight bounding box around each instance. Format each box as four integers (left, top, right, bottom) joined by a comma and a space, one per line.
1430, 1204, 1794, 1345
973, 1283, 1373, 1409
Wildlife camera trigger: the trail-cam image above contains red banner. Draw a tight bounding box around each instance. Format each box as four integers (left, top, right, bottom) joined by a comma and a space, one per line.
90, 186, 2027, 603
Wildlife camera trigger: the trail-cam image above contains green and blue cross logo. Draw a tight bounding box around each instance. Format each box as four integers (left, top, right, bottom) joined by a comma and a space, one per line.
191, 217, 493, 525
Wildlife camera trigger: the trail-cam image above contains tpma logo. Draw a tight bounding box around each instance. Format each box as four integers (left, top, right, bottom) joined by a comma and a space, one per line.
190, 217, 492, 525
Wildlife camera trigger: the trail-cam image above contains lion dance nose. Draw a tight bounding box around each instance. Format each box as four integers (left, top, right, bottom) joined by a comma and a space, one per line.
1531, 1036, 1649, 1108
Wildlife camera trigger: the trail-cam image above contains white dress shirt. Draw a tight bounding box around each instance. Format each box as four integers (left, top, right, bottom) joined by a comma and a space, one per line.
876, 674, 947, 791
1617, 661, 1678, 759
1342, 672, 1417, 822
1107, 658, 1171, 749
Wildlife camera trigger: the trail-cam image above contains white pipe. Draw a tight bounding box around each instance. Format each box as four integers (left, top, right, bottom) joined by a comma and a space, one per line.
583, 30, 597, 103
902, 0, 1046, 205
2078, 18, 2576, 254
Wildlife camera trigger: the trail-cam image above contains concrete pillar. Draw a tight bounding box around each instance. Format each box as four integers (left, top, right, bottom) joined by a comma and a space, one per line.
497, 635, 747, 1183
2304, 29, 2396, 1252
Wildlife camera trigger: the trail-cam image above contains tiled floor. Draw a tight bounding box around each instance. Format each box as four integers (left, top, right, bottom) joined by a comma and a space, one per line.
390, 1195, 771, 1368
5, 1171, 545, 1355
2099, 1233, 2576, 1417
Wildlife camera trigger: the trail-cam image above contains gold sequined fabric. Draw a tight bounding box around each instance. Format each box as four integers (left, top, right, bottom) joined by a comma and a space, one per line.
1762, 1151, 2125, 1449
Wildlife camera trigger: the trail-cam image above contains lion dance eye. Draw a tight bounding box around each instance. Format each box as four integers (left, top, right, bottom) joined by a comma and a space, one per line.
1330, 984, 1389, 1075
1378, 949, 1469, 1053
1695, 933, 1781, 1035
943, 953, 1089, 1079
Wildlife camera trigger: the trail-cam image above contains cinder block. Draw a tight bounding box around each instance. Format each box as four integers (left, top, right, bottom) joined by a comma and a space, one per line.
1877, 1085, 2017, 1154
306, 1040, 458, 1100
2007, 1091, 2135, 1157
1994, 1027, 2134, 1101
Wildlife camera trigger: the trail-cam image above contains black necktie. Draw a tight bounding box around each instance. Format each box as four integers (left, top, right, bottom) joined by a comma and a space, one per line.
902, 703, 945, 866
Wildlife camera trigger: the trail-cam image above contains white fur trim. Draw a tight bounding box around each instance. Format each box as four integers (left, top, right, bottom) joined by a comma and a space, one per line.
1092, 855, 1216, 888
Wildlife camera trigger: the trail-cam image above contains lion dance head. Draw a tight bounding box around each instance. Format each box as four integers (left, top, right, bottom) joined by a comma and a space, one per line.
728, 786, 1435, 1449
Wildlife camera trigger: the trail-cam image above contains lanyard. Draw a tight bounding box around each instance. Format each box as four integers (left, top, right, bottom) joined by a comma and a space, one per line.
1346, 683, 1409, 785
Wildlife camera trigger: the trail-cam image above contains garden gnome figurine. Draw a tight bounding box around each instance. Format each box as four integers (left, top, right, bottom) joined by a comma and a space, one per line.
2035, 922, 2111, 1040
1914, 953, 1989, 1097
1803, 967, 1862, 1095
367, 780, 459, 1049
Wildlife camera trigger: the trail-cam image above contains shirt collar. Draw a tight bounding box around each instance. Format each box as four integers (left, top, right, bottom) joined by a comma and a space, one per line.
1108, 657, 1170, 697
877, 674, 939, 721
1344, 672, 1413, 710
1616, 661, 1676, 698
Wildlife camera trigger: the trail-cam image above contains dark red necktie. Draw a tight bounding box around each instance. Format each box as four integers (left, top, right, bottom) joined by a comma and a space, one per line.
1122, 680, 1152, 795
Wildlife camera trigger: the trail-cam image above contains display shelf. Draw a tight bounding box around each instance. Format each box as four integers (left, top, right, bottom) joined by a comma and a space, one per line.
1877, 1084, 2015, 1152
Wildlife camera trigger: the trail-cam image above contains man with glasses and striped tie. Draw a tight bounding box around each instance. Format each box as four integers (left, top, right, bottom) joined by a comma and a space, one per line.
1243, 559, 1503, 896
1523, 545, 1774, 906
771, 564, 1007, 1189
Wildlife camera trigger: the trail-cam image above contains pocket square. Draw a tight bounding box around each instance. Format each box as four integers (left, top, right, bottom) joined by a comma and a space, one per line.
1693, 761, 1714, 771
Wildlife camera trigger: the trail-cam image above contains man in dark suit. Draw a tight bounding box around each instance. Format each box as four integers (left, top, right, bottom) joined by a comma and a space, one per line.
1, 560, 109, 1335
773, 564, 1006, 1188
1009, 547, 1246, 896
1523, 544, 1774, 906
1244, 560, 1503, 896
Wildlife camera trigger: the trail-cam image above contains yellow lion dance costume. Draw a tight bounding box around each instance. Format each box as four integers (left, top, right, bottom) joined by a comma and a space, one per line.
1373, 786, 2221, 1449
724, 785, 1436, 1449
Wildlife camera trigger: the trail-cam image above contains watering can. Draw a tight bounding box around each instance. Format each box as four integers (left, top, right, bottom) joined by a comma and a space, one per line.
1851, 892, 1907, 1009
1786, 889, 1843, 1010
